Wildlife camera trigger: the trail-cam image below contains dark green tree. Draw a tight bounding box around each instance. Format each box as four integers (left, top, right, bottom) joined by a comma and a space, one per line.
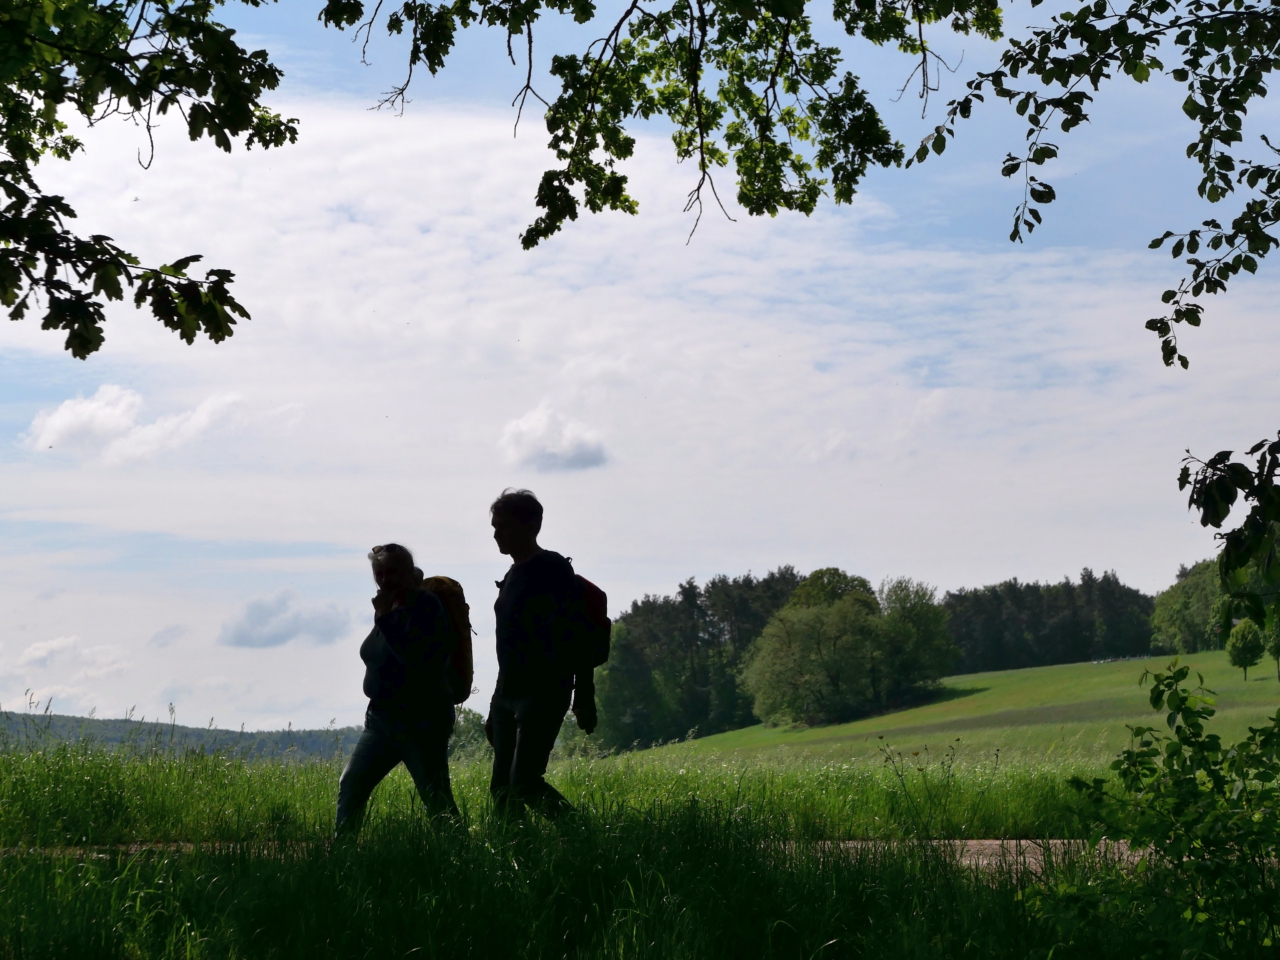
593, 620, 677, 750
742, 571, 951, 725
741, 588, 880, 725
1151, 560, 1220, 654
876, 577, 954, 703
1227, 618, 1264, 681
1, 0, 298, 356
1206, 593, 1237, 653
614, 577, 708, 744
786, 567, 874, 610
593, 565, 800, 749
1265, 617, 1280, 682
1155, 557, 1279, 653
700, 566, 803, 730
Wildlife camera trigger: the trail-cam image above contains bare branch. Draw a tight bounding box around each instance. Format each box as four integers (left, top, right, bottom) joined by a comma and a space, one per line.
355, 0, 386, 66
512, 23, 549, 136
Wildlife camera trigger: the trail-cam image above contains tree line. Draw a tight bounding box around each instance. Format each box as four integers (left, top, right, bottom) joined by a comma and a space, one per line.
944, 570, 1155, 673
595, 564, 1163, 750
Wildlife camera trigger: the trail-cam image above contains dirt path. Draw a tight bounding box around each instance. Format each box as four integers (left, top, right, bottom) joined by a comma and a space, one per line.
787, 839, 1137, 873
3, 838, 1138, 873
947, 838, 1134, 871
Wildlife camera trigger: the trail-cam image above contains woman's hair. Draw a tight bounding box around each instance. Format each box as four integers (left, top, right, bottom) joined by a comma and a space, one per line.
490, 488, 543, 529
368, 542, 415, 571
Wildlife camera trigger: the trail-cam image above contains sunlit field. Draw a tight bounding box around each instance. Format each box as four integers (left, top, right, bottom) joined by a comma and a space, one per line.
675, 650, 1280, 762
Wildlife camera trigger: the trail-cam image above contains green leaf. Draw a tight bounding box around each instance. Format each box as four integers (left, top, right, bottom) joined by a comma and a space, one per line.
1028, 182, 1056, 203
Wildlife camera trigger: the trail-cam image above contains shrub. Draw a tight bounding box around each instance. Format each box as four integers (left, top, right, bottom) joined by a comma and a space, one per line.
1039, 662, 1280, 956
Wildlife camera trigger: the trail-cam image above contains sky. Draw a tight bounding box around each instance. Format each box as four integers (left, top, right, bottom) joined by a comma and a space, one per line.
1, 1, 1277, 731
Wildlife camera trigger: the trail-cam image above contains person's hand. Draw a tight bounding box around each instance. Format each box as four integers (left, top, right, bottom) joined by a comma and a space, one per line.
484, 716, 494, 746
572, 696, 598, 735
371, 589, 394, 617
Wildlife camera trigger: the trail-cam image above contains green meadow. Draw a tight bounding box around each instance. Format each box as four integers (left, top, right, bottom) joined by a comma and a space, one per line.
1, 654, 1276, 958
674, 651, 1280, 764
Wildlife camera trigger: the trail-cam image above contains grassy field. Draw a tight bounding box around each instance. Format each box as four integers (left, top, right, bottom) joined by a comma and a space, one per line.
0, 743, 1165, 960
676, 651, 1280, 764
1, 654, 1275, 958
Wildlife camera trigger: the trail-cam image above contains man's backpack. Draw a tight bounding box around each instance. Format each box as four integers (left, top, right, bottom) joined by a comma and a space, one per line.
422, 575, 474, 704
576, 574, 611, 669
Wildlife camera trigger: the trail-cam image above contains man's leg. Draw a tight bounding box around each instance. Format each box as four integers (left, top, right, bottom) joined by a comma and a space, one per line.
510, 689, 574, 818
335, 713, 403, 838
402, 708, 461, 820
487, 694, 522, 815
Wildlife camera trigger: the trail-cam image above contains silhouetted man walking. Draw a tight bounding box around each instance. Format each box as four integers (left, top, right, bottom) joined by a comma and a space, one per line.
486, 488, 597, 817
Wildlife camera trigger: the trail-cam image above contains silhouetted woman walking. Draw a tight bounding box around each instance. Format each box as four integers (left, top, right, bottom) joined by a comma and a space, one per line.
335, 543, 459, 835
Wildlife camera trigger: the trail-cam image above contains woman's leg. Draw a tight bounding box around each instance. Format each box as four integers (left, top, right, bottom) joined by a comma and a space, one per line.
335, 714, 403, 837
402, 708, 460, 820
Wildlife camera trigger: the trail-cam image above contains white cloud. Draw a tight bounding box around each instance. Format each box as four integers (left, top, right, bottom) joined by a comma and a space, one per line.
218, 591, 352, 648
18, 635, 78, 667
102, 394, 241, 464
501, 403, 608, 472
24, 386, 240, 464
25, 385, 141, 451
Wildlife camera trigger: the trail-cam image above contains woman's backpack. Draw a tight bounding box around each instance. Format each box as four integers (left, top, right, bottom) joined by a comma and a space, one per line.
422, 575, 474, 704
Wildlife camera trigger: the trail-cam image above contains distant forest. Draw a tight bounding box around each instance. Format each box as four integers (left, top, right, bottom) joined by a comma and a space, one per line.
943, 570, 1154, 673
595, 564, 1161, 750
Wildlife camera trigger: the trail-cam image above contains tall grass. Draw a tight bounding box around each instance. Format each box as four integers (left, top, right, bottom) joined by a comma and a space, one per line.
1, 812, 1131, 960
0, 734, 1090, 846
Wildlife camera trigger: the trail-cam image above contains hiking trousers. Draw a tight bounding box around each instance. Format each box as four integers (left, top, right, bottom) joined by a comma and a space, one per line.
335, 704, 458, 836
488, 687, 573, 818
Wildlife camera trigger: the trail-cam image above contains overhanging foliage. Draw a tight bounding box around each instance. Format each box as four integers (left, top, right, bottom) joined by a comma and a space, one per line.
1, 0, 296, 356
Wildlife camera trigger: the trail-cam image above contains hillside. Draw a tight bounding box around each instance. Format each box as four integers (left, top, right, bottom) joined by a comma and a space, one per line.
672, 651, 1280, 765
0, 711, 364, 759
